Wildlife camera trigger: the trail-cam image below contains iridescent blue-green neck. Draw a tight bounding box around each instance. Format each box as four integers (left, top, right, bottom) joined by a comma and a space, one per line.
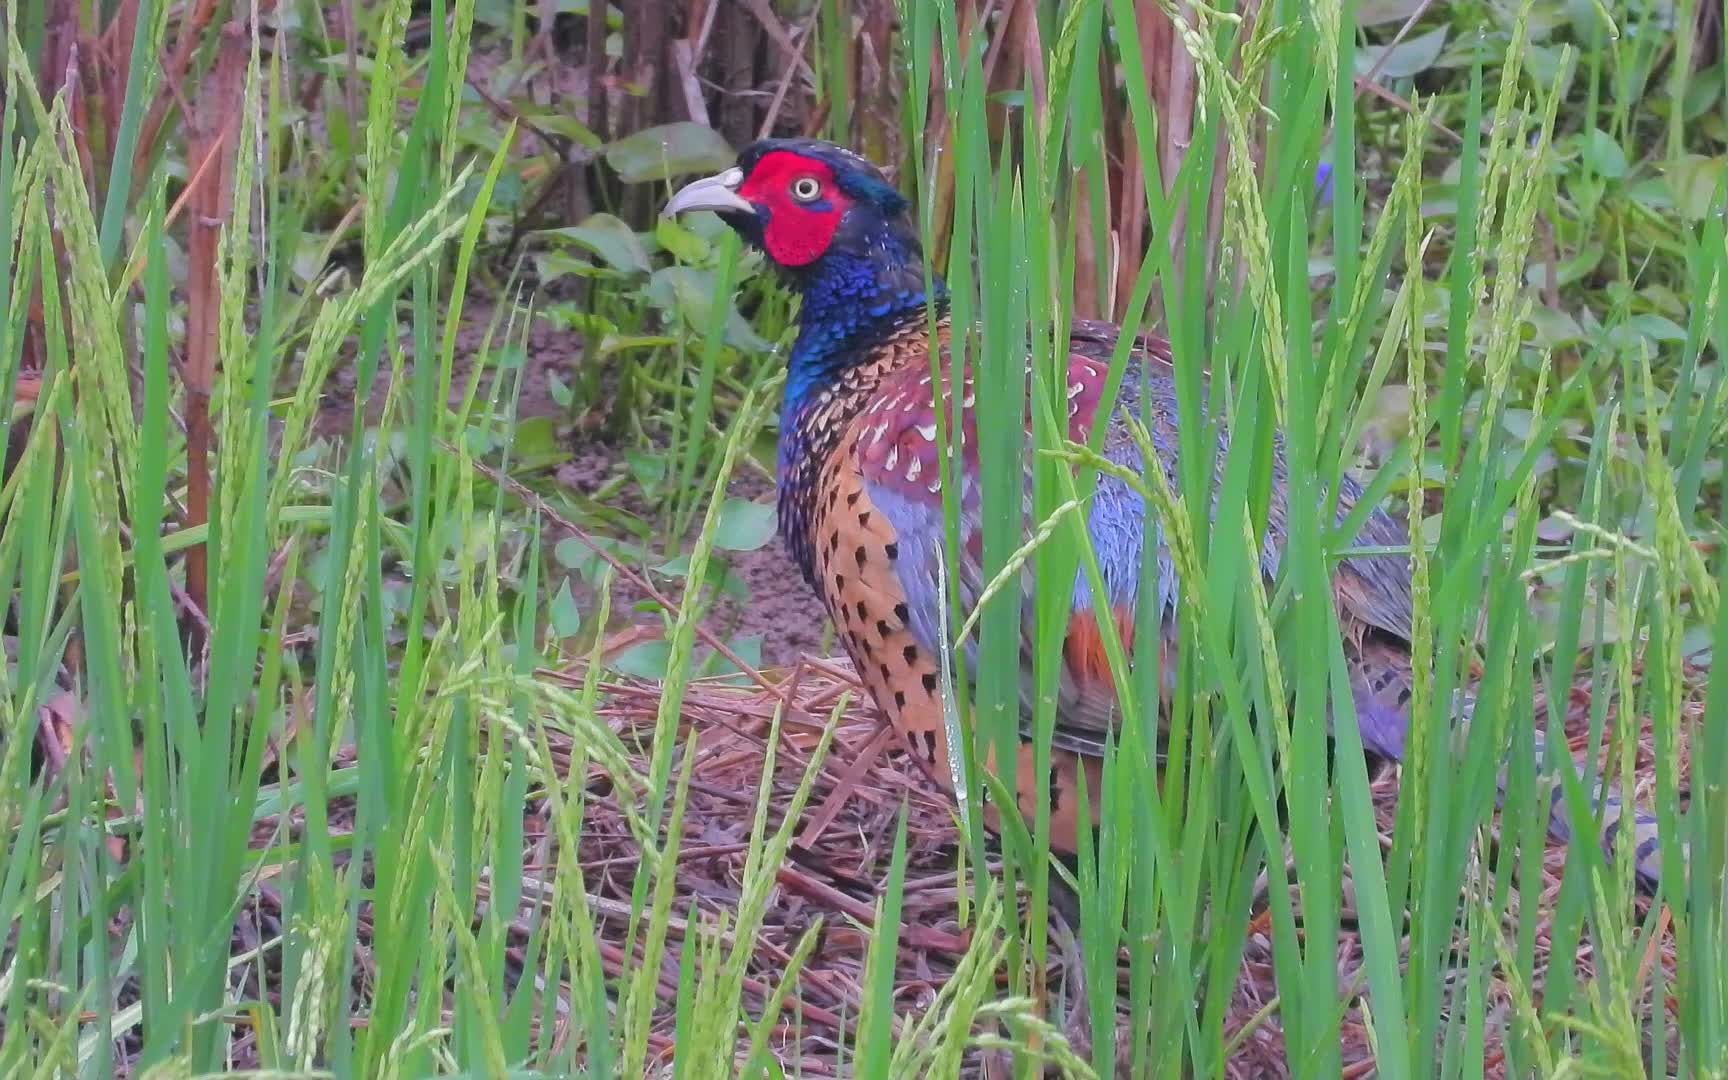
783, 240, 944, 410
774, 221, 944, 586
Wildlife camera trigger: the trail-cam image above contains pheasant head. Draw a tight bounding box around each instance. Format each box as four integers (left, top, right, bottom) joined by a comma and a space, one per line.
664, 140, 941, 407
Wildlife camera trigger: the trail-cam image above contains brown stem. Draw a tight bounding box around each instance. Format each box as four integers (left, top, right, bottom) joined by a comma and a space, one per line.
180, 22, 248, 622
132, 0, 226, 196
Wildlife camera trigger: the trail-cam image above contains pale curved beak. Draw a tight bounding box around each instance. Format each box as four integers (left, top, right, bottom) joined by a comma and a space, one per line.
662, 167, 753, 217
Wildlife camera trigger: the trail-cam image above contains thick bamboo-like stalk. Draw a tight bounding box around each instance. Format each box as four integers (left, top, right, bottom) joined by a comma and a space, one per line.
621, 0, 676, 221
586, 0, 610, 144
714, 0, 760, 147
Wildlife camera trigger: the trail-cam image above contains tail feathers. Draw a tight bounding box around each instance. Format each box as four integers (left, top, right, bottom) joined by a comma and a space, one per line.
1344, 638, 1672, 893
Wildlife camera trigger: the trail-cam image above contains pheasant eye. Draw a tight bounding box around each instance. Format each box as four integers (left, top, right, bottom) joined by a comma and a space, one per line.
790, 176, 823, 202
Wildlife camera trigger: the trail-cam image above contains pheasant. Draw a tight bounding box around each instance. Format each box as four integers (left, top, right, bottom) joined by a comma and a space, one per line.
664, 137, 1672, 892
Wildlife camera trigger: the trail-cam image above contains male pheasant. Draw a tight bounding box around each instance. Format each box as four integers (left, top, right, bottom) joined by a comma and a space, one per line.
664, 137, 1672, 892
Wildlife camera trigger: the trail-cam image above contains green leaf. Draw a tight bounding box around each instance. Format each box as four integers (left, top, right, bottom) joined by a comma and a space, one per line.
598, 333, 681, 355
612, 639, 673, 679
655, 553, 748, 599
1582, 127, 1629, 180
554, 537, 588, 568
555, 535, 637, 585
1524, 41, 1577, 93
1356, 0, 1427, 25
541, 307, 620, 338
549, 578, 582, 637
1355, 26, 1447, 80
646, 266, 771, 351
547, 371, 573, 408
654, 217, 711, 264
533, 251, 612, 282
1685, 75, 1723, 121
510, 416, 566, 471
605, 122, 735, 184
625, 448, 668, 493
712, 498, 776, 551
545, 213, 651, 274
518, 109, 603, 148
1522, 306, 1584, 348
1626, 313, 1689, 343
703, 633, 763, 679
1665, 154, 1727, 221
680, 209, 744, 244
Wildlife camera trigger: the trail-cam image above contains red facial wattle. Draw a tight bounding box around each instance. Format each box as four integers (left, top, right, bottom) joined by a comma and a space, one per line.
737, 151, 853, 267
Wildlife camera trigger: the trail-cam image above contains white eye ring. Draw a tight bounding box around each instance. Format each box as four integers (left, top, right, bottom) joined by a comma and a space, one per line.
790, 176, 822, 201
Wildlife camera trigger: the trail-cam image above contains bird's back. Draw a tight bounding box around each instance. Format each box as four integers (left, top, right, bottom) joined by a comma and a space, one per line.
783, 315, 1414, 845
781, 313, 1669, 890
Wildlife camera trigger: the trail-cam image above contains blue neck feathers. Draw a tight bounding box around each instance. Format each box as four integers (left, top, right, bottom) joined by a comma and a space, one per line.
776, 227, 942, 480
782, 227, 943, 405
768, 204, 952, 589
772, 221, 943, 581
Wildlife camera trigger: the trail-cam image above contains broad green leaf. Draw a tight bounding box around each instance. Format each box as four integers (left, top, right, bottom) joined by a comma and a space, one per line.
1355, 26, 1447, 80
1583, 127, 1629, 180
645, 266, 771, 351
550, 578, 582, 637
533, 250, 613, 282
1627, 313, 1689, 343
510, 416, 565, 470
553, 537, 588, 568
655, 217, 711, 264
544, 213, 651, 274
1666, 154, 1728, 221
1357, 0, 1427, 25
547, 371, 573, 408
612, 639, 673, 679
606, 122, 735, 184
712, 498, 776, 551
517, 109, 603, 148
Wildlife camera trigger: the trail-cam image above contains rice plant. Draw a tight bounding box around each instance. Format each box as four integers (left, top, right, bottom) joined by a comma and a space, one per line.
0, 0, 1721, 1076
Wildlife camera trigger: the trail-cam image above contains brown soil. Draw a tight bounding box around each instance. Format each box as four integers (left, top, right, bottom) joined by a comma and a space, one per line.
312, 298, 585, 435
553, 448, 832, 668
